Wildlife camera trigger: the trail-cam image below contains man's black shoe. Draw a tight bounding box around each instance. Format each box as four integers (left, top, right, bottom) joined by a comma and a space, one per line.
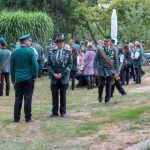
50, 114, 58, 118
26, 119, 34, 123
105, 100, 109, 104
13, 120, 19, 123
122, 93, 127, 96
98, 97, 103, 103
61, 114, 66, 118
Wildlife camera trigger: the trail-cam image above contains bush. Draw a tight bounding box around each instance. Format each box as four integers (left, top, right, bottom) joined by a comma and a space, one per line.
0, 10, 54, 45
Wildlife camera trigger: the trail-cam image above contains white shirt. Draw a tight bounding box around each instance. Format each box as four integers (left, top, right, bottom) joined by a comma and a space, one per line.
131, 51, 140, 59
119, 54, 124, 63
56, 49, 63, 60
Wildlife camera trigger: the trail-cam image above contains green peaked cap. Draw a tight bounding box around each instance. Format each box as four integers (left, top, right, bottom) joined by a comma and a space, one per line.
0, 37, 6, 44
10, 43, 16, 49
54, 33, 65, 42
117, 40, 122, 45
104, 35, 111, 40
111, 39, 115, 44
19, 33, 31, 41
32, 39, 37, 43
48, 39, 52, 43
125, 40, 130, 44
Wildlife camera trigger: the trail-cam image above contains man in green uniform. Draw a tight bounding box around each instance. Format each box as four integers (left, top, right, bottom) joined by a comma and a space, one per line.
46, 39, 54, 54
129, 43, 136, 81
110, 39, 127, 97
131, 44, 142, 84
10, 43, 16, 51
32, 40, 43, 78
0, 38, 11, 96
94, 36, 119, 103
47, 33, 72, 118
10, 34, 38, 122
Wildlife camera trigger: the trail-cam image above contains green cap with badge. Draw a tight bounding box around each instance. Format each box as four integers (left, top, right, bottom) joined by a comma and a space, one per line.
125, 40, 129, 44
117, 40, 122, 45
111, 39, 115, 44
10, 43, 16, 49
19, 33, 31, 42
32, 39, 37, 43
48, 39, 52, 43
0, 37, 6, 44
54, 33, 65, 42
104, 35, 111, 40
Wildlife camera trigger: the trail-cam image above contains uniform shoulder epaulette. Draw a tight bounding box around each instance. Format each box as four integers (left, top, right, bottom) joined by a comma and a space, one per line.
63, 49, 72, 53
64, 48, 71, 51
49, 48, 55, 51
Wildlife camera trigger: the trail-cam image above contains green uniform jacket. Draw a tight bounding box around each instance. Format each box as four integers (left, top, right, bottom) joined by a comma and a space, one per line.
132, 49, 142, 66
72, 56, 77, 71
47, 49, 72, 85
46, 45, 54, 54
0, 48, 11, 73
125, 52, 132, 65
10, 46, 39, 83
32, 45, 43, 61
93, 46, 119, 77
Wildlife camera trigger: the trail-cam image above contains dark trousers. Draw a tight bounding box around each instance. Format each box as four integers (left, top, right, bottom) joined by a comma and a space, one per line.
37, 60, 42, 78
71, 70, 76, 90
111, 79, 126, 97
120, 68, 125, 85
125, 64, 131, 85
0, 73, 10, 96
131, 63, 136, 81
51, 80, 68, 115
134, 66, 141, 84
76, 73, 84, 88
14, 79, 34, 121
98, 76, 113, 102
85, 75, 93, 89
139, 65, 145, 75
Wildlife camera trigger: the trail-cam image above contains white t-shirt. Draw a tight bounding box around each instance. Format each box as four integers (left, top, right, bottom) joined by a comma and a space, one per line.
131, 51, 140, 59
119, 54, 124, 63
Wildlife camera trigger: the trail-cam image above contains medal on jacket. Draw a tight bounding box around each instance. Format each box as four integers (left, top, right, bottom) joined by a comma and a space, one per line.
50, 51, 56, 65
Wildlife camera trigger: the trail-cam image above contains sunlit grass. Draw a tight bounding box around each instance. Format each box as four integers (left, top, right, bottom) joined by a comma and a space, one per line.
0, 75, 149, 150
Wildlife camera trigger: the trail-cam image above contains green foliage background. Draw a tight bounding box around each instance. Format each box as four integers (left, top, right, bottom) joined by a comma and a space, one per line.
0, 0, 150, 49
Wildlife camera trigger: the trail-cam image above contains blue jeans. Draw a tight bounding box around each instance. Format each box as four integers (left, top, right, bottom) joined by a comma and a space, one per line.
85, 75, 94, 89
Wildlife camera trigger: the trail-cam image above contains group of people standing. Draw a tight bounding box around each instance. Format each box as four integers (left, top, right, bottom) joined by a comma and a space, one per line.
118, 41, 144, 85
0, 33, 144, 122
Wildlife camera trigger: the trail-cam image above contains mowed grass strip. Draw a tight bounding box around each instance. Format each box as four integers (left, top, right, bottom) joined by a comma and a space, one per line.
108, 105, 150, 121
92, 105, 150, 122
41, 119, 99, 137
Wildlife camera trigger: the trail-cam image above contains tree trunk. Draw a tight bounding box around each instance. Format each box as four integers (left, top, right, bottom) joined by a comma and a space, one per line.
86, 21, 97, 45
95, 22, 105, 37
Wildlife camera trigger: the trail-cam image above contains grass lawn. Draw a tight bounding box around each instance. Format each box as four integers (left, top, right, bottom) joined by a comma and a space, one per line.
0, 73, 150, 150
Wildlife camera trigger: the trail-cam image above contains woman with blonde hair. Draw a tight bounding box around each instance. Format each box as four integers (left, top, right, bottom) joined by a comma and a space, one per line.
83, 43, 95, 89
